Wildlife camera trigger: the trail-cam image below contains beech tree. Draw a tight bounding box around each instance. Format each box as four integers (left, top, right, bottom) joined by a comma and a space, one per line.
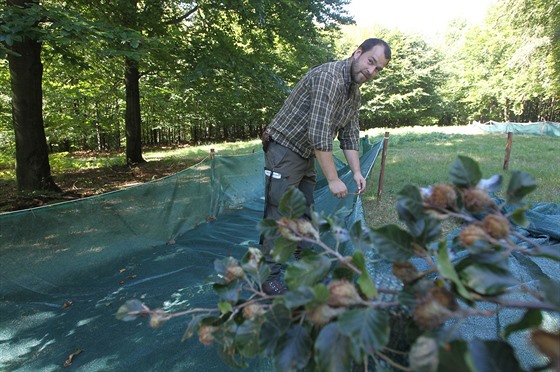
3, 0, 59, 192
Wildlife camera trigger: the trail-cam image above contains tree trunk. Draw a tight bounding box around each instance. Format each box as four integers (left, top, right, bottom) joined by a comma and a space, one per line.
7, 0, 60, 192
124, 57, 145, 165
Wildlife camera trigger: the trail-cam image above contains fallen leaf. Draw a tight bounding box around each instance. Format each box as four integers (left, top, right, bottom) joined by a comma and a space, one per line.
63, 348, 83, 367
62, 301, 73, 308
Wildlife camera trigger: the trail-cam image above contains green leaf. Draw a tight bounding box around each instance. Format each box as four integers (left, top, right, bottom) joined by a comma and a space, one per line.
312, 283, 330, 303
115, 299, 146, 321
436, 242, 473, 302
233, 319, 263, 358
509, 206, 530, 227
370, 225, 415, 261
181, 315, 204, 342
468, 339, 523, 372
503, 309, 543, 339
397, 201, 441, 245
332, 266, 355, 282
458, 262, 517, 295
213, 257, 238, 284
314, 323, 352, 372
285, 253, 331, 290
217, 342, 248, 369
265, 303, 291, 333
539, 278, 560, 308
271, 236, 297, 264
274, 325, 312, 371
437, 340, 477, 372
240, 248, 269, 281
283, 286, 317, 309
396, 189, 441, 243
397, 184, 425, 218
218, 301, 233, 314
258, 218, 278, 237
5, 34, 13, 47
213, 280, 243, 303
352, 250, 377, 298
260, 304, 291, 353
349, 220, 374, 252
506, 171, 537, 204
278, 187, 307, 219
338, 308, 390, 357
450, 155, 482, 188
356, 277, 376, 299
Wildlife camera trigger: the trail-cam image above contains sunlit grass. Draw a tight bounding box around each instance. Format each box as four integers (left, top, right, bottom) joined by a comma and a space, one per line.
362, 126, 559, 228
143, 140, 261, 162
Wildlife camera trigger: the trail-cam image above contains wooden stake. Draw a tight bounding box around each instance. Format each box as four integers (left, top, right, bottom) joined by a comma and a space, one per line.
210, 148, 215, 159
503, 132, 513, 171
377, 132, 390, 202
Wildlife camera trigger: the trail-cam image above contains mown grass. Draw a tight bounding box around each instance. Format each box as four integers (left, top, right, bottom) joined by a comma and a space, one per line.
360, 126, 559, 228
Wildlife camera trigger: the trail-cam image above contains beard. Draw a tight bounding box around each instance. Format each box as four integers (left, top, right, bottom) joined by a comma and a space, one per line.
350, 59, 371, 84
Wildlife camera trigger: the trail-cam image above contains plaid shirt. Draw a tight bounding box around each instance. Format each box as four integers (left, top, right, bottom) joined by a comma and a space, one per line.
268, 58, 361, 159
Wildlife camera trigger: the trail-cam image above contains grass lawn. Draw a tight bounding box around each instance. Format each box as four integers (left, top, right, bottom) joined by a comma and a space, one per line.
359, 125, 559, 228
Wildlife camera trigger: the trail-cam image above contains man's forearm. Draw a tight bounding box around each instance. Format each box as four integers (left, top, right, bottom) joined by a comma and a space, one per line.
315, 150, 339, 182
343, 149, 361, 175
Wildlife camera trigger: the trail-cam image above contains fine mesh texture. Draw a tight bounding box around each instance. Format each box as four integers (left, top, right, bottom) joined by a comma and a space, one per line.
0, 139, 380, 371
1, 137, 558, 371
473, 121, 560, 136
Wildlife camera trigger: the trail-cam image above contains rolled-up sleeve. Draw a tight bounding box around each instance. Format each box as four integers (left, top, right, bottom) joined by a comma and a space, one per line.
338, 114, 360, 151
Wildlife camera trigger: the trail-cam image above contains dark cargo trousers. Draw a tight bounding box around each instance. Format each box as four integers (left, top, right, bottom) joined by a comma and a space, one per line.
262, 140, 316, 274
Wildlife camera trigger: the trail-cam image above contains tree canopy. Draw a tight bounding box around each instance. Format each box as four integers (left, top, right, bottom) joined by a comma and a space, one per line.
0, 0, 558, 189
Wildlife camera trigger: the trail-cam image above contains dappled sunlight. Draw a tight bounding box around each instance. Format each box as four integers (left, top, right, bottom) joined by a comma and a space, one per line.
434, 140, 464, 146
0, 311, 58, 368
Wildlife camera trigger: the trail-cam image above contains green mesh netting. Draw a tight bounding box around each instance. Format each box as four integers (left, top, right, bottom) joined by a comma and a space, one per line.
0, 139, 381, 371
1, 137, 559, 371
473, 121, 560, 136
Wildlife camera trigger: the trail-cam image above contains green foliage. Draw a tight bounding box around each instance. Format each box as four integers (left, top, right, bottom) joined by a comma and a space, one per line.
3, 0, 559, 157
337, 26, 448, 127
117, 156, 560, 371
439, 0, 559, 123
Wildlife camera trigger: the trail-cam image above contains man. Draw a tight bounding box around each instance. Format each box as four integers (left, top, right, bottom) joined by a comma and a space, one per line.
261, 38, 391, 295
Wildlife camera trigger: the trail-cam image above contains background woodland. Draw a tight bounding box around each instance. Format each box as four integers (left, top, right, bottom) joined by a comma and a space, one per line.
1, 0, 559, 192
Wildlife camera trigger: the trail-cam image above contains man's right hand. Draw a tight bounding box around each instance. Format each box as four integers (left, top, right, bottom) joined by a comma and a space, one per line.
328, 178, 348, 199
315, 150, 349, 199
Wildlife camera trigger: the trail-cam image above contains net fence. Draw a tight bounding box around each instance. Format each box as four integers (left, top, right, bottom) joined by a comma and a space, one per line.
0, 139, 381, 371
1, 136, 558, 371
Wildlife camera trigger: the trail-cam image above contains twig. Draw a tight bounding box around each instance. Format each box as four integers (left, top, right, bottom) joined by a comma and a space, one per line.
470, 294, 559, 312
373, 350, 412, 371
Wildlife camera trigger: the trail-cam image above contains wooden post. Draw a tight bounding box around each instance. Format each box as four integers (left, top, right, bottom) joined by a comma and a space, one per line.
377, 132, 390, 202
503, 132, 513, 171
210, 148, 215, 159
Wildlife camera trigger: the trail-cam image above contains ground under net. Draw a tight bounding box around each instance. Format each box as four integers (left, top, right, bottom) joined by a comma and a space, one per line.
0, 139, 378, 371
1, 137, 558, 371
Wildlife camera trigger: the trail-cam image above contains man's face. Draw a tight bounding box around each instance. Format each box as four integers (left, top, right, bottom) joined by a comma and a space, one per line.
350, 45, 389, 84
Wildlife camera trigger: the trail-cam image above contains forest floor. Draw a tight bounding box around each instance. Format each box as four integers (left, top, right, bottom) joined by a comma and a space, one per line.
0, 159, 177, 213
